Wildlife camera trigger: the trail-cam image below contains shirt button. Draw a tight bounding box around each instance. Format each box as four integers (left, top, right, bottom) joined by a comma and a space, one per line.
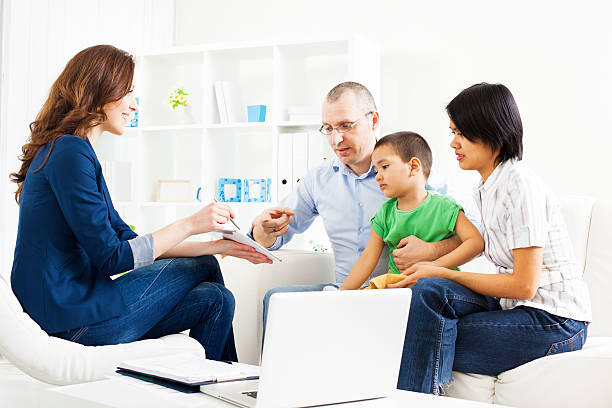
359, 228, 364, 233
359, 202, 364, 207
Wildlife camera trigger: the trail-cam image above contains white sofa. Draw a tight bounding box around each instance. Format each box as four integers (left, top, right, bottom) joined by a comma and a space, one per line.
1, 196, 610, 407
220, 196, 612, 407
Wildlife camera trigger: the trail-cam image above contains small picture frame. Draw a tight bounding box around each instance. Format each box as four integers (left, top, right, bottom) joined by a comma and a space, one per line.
217, 178, 242, 202
244, 178, 272, 202
243, 178, 266, 202
157, 180, 192, 202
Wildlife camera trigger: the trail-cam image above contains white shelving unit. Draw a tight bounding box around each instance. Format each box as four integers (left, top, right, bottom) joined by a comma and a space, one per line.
94, 37, 380, 247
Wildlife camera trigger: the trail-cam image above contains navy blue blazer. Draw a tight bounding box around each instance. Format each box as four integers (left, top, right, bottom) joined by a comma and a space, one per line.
11, 135, 137, 334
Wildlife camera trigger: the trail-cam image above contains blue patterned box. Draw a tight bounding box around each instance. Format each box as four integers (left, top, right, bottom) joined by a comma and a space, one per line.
244, 178, 271, 202
217, 178, 242, 202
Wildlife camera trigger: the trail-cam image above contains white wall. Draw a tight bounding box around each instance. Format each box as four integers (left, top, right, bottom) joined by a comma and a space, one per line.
0, 0, 7, 281
175, 0, 612, 201
1, 0, 611, 276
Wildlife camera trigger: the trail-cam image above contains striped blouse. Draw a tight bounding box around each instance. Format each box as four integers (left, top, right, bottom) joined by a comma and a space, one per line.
474, 160, 592, 322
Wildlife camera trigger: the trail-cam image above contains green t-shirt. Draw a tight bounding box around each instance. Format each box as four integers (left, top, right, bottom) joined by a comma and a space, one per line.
370, 192, 462, 274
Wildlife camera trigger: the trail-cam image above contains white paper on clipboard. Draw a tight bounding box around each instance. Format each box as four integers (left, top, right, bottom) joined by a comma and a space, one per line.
220, 230, 282, 263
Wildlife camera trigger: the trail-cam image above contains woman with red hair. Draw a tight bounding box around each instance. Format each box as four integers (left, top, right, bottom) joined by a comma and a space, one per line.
9, 45, 268, 360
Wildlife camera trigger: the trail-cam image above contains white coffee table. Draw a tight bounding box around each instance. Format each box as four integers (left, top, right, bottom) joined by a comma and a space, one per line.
42, 375, 502, 407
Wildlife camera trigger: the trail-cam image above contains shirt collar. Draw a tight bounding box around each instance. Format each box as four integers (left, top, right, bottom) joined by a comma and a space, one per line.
475, 159, 515, 194
332, 157, 376, 179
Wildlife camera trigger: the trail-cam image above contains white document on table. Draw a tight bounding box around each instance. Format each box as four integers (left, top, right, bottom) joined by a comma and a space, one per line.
220, 229, 282, 263
118, 353, 260, 386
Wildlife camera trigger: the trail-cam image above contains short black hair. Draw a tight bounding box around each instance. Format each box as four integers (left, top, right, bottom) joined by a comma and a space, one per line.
446, 83, 523, 165
326, 81, 377, 113
374, 131, 432, 178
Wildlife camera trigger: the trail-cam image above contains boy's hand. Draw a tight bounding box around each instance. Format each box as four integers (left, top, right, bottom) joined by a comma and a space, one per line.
392, 235, 433, 272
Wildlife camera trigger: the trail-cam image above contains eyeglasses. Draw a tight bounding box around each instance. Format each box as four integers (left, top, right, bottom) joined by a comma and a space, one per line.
319, 112, 373, 136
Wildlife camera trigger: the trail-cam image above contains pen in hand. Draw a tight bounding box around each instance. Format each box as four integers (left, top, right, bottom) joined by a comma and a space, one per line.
214, 197, 241, 230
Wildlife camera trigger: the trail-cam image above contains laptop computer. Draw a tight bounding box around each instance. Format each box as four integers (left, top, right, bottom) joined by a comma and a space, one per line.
200, 288, 411, 407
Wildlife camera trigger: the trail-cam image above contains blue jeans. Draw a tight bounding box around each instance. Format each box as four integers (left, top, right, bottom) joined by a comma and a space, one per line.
52, 255, 237, 361
262, 283, 338, 344
400, 277, 588, 394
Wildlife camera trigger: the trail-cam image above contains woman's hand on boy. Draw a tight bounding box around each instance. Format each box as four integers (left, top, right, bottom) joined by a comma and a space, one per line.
393, 235, 462, 272
386, 262, 446, 288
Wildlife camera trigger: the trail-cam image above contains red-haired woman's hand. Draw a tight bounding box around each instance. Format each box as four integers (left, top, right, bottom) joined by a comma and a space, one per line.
189, 202, 235, 234
211, 239, 272, 264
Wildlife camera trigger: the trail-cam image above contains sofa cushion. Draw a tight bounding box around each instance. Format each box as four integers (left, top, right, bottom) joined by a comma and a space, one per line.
446, 372, 495, 403
0, 275, 204, 385
0, 357, 53, 408
494, 337, 612, 407
448, 337, 612, 407
583, 200, 612, 337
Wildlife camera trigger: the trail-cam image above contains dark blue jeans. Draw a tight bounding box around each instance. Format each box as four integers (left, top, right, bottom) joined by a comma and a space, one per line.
52, 255, 237, 361
400, 277, 588, 394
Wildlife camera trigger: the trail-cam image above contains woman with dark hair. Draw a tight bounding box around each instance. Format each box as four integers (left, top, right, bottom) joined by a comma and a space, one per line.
9, 45, 270, 361
389, 83, 591, 394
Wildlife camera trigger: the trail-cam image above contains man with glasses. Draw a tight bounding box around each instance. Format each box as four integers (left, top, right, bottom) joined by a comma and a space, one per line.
252, 81, 470, 331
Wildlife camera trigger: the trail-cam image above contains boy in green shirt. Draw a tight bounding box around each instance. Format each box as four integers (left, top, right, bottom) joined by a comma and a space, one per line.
340, 131, 484, 290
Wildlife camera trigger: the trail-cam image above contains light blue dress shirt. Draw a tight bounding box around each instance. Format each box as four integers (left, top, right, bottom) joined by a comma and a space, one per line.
267, 157, 478, 284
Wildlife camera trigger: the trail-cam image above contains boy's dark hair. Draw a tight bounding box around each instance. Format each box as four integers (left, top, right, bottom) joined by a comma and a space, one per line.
446, 82, 523, 165
374, 131, 432, 178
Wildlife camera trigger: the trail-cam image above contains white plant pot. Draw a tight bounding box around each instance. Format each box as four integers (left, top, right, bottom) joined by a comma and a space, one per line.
172, 105, 193, 124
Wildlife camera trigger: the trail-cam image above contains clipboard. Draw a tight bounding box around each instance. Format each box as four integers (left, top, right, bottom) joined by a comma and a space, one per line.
116, 353, 259, 391
220, 229, 282, 263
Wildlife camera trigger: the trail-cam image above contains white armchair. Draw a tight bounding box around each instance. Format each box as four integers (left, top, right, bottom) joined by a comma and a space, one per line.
0, 274, 204, 406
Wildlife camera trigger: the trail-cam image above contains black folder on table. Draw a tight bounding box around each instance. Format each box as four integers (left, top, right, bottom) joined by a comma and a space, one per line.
116, 353, 259, 393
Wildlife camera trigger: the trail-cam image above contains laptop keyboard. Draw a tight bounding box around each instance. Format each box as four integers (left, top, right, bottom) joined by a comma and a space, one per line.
242, 391, 258, 399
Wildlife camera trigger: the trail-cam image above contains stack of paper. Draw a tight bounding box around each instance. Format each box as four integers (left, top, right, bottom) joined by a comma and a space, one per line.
118, 353, 259, 386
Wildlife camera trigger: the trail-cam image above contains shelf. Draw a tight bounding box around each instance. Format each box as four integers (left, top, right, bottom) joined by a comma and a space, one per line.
140, 201, 204, 207
115, 201, 275, 212
205, 121, 320, 129
101, 38, 378, 249
116, 201, 204, 207
135, 122, 319, 133
139, 124, 205, 132
275, 121, 321, 128
205, 122, 271, 129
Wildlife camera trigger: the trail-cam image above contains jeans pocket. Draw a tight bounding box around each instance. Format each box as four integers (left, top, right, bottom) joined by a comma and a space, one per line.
545, 328, 585, 356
